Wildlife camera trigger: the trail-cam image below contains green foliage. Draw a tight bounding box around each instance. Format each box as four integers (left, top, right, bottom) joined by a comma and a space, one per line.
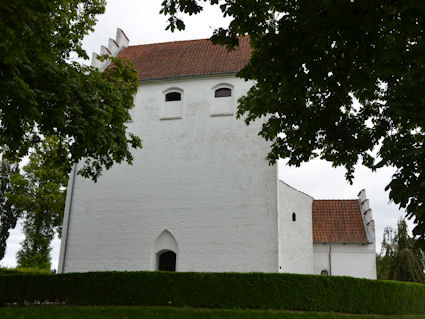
0, 306, 424, 319
0, 271, 425, 314
0, 158, 21, 260
0, 267, 52, 275
160, 1, 425, 247
377, 219, 425, 283
0, 0, 141, 181
7, 137, 68, 269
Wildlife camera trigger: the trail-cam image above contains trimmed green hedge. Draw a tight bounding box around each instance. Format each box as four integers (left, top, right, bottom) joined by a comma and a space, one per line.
0, 267, 52, 275
0, 272, 424, 314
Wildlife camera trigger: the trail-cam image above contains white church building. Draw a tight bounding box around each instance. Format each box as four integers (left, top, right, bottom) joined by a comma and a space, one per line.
58, 29, 376, 279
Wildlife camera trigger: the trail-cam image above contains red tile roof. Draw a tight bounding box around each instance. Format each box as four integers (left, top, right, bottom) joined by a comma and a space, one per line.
312, 200, 369, 243
116, 37, 251, 81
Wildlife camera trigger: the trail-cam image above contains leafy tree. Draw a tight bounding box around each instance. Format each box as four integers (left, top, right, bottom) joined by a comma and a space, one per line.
161, 1, 425, 246
377, 219, 425, 283
0, 158, 21, 261
7, 138, 68, 269
0, 0, 141, 181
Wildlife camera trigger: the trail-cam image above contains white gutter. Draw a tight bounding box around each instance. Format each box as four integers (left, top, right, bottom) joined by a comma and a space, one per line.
329, 243, 332, 276
57, 163, 77, 273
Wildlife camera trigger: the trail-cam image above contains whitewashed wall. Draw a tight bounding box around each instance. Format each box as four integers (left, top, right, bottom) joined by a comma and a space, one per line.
278, 181, 314, 274
59, 74, 278, 273
313, 243, 377, 279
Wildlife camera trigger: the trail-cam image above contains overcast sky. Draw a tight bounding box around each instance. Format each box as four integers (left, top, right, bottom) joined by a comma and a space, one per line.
2, 0, 407, 269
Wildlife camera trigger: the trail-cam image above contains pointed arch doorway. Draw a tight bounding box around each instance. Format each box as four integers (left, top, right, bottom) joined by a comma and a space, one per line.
157, 250, 176, 271
154, 230, 178, 272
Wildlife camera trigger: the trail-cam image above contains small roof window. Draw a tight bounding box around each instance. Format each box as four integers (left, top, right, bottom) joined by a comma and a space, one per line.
165, 92, 181, 101
215, 88, 232, 98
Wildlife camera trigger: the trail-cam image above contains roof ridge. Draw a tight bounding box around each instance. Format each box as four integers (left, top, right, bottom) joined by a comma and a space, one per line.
314, 199, 357, 201
126, 35, 249, 49
128, 37, 212, 48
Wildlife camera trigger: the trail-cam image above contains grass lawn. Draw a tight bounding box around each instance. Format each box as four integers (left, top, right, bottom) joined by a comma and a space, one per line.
1, 306, 424, 319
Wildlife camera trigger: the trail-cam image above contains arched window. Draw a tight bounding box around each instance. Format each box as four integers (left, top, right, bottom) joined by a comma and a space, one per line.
162, 89, 183, 120
211, 84, 234, 116
165, 92, 181, 101
158, 250, 176, 271
215, 88, 232, 98
292, 212, 296, 222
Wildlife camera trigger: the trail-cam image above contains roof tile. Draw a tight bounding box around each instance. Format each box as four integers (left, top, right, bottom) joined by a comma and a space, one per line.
116, 37, 251, 80
312, 200, 368, 243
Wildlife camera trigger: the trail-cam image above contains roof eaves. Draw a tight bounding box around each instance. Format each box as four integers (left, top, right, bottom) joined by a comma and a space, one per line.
139, 71, 240, 83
